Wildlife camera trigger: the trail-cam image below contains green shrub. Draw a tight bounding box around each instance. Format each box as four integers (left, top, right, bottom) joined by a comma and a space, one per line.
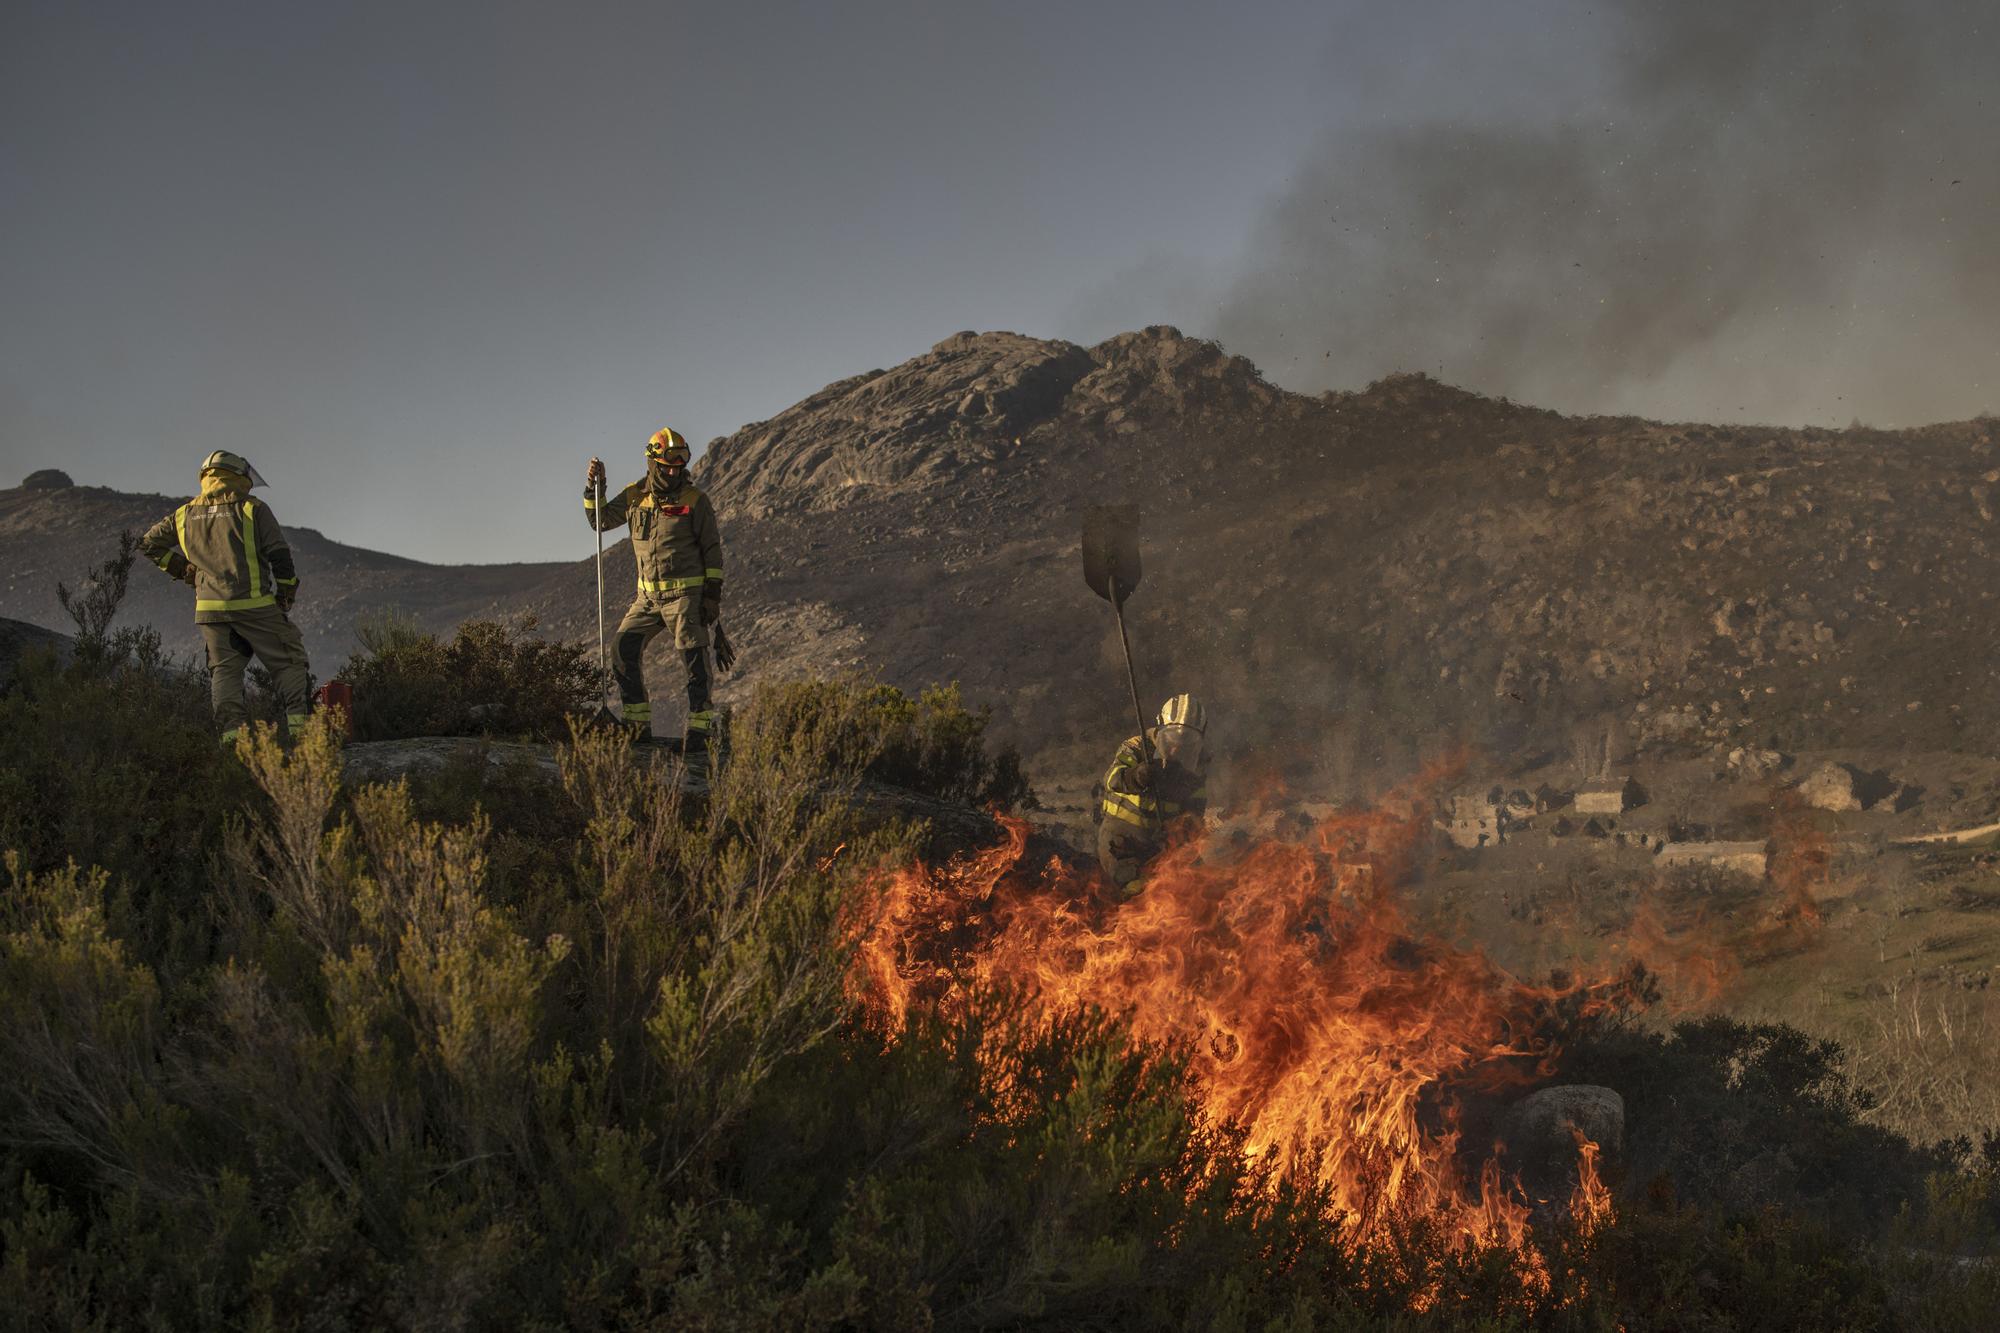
2, 657, 1995, 1329
0, 629, 249, 982
337, 613, 600, 741
756, 679, 1035, 810
1555, 1015, 1953, 1237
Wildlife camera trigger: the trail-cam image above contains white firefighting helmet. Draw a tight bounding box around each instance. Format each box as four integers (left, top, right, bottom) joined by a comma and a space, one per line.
200, 450, 268, 487
1154, 693, 1206, 768
1157, 693, 1206, 734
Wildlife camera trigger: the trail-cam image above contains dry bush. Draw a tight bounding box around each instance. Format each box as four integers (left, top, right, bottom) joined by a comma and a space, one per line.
1845, 976, 2000, 1146
55, 529, 137, 649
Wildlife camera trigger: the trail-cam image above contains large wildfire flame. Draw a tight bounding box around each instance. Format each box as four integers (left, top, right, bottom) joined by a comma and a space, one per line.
845, 779, 1634, 1263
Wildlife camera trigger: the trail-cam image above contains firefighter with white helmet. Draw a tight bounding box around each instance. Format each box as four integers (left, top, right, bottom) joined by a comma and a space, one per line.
138, 450, 312, 746
585, 427, 725, 774
1094, 692, 1210, 894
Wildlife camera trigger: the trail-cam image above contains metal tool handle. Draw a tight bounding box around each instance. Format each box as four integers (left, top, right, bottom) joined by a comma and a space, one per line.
594, 475, 607, 691
1111, 581, 1154, 770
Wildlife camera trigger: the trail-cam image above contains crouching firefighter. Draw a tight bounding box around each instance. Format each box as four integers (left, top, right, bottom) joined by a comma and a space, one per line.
585, 427, 725, 776
1095, 692, 1210, 896
139, 450, 312, 747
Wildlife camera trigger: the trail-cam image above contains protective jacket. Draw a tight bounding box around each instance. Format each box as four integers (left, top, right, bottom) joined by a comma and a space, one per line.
1097, 728, 1209, 833
139, 478, 300, 623
585, 478, 723, 601
1094, 728, 1209, 894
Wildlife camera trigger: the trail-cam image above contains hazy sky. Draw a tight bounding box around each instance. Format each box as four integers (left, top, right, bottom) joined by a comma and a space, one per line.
5, 2, 1996, 563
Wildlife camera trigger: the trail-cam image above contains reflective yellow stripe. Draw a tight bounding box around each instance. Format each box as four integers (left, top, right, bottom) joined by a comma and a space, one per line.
195, 595, 278, 612
1105, 788, 1181, 812
1102, 787, 1181, 821
174, 504, 189, 559
705, 568, 724, 581
1101, 798, 1152, 827
687, 710, 717, 733
241, 501, 261, 599
638, 575, 705, 593
622, 702, 652, 721
582, 495, 597, 509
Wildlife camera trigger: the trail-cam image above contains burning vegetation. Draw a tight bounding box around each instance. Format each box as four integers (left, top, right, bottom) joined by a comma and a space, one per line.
3, 622, 1996, 1326
847, 779, 1637, 1277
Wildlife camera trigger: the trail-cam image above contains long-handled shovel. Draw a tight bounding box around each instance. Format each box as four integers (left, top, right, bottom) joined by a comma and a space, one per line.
590, 473, 622, 727
1082, 504, 1154, 771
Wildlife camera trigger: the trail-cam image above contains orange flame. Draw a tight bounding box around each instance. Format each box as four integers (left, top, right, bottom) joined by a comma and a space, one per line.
846, 782, 1636, 1263
1619, 898, 1735, 1008
1568, 1129, 1613, 1234
1762, 793, 1829, 953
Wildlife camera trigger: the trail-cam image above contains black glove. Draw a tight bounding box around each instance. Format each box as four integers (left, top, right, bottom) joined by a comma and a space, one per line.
713, 623, 737, 673
177, 562, 197, 587
1129, 760, 1155, 791
277, 581, 299, 612
700, 587, 721, 626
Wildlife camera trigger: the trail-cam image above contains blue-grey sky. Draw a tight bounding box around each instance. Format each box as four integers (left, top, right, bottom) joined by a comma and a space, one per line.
6, 2, 1996, 563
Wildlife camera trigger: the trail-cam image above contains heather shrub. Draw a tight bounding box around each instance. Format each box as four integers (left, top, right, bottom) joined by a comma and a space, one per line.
757, 678, 1035, 810
0, 634, 246, 985
338, 613, 599, 741
1, 657, 1996, 1328
1556, 1015, 1952, 1236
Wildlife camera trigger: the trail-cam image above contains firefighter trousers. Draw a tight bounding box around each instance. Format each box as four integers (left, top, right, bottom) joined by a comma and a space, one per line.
613, 593, 715, 748
200, 606, 311, 743
1095, 818, 1160, 896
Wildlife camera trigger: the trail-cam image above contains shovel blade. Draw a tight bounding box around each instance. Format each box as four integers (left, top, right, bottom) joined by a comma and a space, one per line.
1082, 504, 1143, 603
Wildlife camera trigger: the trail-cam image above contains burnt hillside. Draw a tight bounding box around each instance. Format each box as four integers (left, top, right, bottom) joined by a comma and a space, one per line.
615, 326, 2000, 781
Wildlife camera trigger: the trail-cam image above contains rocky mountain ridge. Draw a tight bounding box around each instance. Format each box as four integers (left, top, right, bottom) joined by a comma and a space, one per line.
6, 325, 1998, 787
0, 473, 573, 674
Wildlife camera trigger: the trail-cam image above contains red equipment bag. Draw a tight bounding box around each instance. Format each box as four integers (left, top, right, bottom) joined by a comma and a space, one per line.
313, 681, 355, 739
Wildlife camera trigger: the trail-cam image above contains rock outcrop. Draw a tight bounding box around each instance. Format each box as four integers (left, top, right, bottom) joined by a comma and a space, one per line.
1499, 1084, 1626, 1207
702, 332, 1098, 518
1796, 760, 1899, 812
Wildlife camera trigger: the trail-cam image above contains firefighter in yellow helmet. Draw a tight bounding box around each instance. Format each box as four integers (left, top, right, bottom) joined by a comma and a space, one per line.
138, 450, 312, 746
584, 427, 725, 772
1094, 692, 1210, 895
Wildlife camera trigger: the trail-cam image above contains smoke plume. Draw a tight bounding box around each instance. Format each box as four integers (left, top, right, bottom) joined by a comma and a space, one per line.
1216, 0, 1999, 426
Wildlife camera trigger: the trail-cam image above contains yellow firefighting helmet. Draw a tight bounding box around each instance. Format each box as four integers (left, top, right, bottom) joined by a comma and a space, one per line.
200, 450, 268, 487
1157, 693, 1206, 734
646, 427, 690, 466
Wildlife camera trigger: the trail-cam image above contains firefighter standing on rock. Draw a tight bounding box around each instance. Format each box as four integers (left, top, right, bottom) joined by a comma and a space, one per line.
586, 428, 725, 776
139, 450, 312, 747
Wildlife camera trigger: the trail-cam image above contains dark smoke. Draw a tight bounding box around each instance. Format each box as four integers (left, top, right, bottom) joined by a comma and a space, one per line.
1217, 0, 2000, 426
